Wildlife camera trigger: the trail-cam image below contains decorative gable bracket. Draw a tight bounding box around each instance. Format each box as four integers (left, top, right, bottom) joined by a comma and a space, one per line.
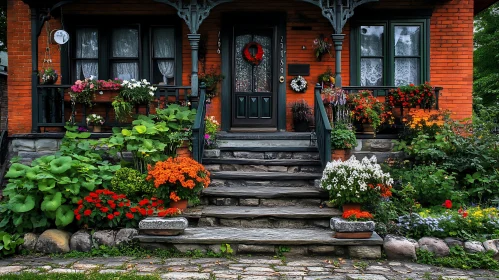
301, 0, 378, 33
153, 0, 232, 34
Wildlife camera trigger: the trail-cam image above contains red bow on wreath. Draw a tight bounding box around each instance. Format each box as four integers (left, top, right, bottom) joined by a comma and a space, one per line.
242, 42, 264, 66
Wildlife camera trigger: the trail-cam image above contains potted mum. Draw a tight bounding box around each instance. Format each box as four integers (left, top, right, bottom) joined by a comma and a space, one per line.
146, 157, 210, 211
320, 155, 393, 212
86, 113, 105, 132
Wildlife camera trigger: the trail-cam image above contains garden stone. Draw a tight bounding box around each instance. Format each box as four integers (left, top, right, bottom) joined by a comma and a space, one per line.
444, 237, 464, 248
483, 240, 499, 258
12, 139, 35, 152
348, 246, 381, 259
22, 233, 39, 251
139, 217, 188, 236
93, 230, 116, 247
330, 217, 375, 232
35, 229, 71, 254
70, 230, 92, 252
35, 139, 59, 151
418, 237, 449, 257
464, 241, 485, 253
115, 228, 138, 245
383, 235, 418, 260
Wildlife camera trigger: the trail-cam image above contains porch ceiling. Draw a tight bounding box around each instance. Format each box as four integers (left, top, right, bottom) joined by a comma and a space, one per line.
475, 0, 497, 14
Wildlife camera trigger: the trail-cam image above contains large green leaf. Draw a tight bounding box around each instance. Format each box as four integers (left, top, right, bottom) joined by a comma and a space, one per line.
41, 192, 62, 212
55, 205, 74, 227
9, 195, 35, 213
49, 156, 73, 174
5, 163, 30, 178
134, 125, 147, 134
121, 129, 132, 137
38, 179, 56, 192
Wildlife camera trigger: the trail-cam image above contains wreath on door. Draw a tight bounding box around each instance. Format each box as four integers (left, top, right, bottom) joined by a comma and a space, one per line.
242, 42, 264, 66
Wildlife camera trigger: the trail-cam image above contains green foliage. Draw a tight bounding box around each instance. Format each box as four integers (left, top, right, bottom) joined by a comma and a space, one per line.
474, 2, 499, 106
290, 100, 312, 122
204, 116, 220, 149
0, 128, 119, 234
198, 65, 225, 98
0, 231, 23, 257
112, 98, 134, 122
330, 124, 357, 150
417, 246, 499, 270
110, 167, 156, 199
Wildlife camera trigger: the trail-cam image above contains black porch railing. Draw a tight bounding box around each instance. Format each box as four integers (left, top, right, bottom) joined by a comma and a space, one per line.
314, 83, 332, 168
192, 84, 207, 163
34, 84, 192, 132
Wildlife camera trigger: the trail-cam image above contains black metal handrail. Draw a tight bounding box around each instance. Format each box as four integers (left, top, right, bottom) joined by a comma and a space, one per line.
314, 83, 332, 168
192, 84, 207, 163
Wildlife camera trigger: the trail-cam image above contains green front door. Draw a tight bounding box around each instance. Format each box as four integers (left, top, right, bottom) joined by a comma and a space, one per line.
231, 25, 277, 128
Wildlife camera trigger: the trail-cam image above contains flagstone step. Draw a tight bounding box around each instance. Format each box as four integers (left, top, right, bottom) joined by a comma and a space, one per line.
136, 227, 383, 258
211, 171, 322, 180
202, 186, 328, 199
187, 206, 340, 219
350, 151, 403, 163
203, 158, 322, 166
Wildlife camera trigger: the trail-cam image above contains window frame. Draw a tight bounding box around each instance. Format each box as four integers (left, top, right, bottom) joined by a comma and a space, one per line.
63, 16, 182, 85
350, 17, 430, 88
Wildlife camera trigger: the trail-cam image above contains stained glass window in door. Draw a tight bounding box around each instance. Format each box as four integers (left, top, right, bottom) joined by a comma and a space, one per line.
360, 26, 384, 86
394, 26, 421, 86
253, 35, 272, 92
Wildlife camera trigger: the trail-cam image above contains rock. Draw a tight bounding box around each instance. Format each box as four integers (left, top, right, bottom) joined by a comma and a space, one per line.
22, 233, 39, 251
93, 230, 116, 247
115, 228, 138, 245
204, 149, 220, 158
12, 139, 35, 152
383, 235, 418, 260
418, 237, 449, 257
70, 230, 92, 252
483, 240, 499, 256
239, 198, 259, 206
238, 244, 275, 254
330, 217, 375, 232
139, 217, 188, 236
35, 229, 71, 254
444, 237, 463, 248
464, 241, 485, 253
348, 246, 381, 259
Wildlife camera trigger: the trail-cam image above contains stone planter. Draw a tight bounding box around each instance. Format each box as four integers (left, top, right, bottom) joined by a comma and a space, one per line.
331, 217, 375, 239
139, 217, 188, 236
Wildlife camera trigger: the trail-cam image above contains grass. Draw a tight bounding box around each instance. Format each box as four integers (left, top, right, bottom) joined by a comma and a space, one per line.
0, 272, 161, 280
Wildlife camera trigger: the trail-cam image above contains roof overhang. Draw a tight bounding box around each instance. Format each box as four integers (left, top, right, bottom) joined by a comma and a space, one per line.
475, 0, 497, 15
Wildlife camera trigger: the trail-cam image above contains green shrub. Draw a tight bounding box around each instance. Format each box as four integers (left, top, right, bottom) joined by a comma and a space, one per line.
330, 124, 357, 150
0, 231, 23, 257
110, 167, 155, 199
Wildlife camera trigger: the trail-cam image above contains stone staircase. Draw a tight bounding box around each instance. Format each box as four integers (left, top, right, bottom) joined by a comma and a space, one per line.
351, 137, 403, 163
137, 132, 384, 257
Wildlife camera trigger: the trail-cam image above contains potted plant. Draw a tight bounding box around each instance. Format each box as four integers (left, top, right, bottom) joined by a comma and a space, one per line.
347, 90, 390, 136
331, 210, 376, 239
204, 115, 220, 149
39, 67, 58, 85
330, 123, 357, 161
198, 65, 224, 100
320, 155, 393, 212
290, 99, 313, 132
146, 157, 211, 211
313, 34, 333, 61
112, 79, 157, 121
69, 78, 99, 107
86, 113, 105, 132
318, 66, 335, 87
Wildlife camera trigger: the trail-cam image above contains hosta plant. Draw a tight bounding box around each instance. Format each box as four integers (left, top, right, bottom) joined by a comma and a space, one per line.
0, 231, 23, 256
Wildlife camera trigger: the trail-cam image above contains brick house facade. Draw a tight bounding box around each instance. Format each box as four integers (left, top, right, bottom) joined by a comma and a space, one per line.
6, 0, 493, 135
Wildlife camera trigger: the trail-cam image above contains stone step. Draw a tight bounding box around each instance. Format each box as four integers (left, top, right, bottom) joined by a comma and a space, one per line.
202, 186, 328, 199
217, 139, 313, 148
209, 172, 321, 188
217, 131, 313, 140
204, 163, 322, 173
203, 158, 321, 166
136, 227, 383, 257
204, 149, 320, 161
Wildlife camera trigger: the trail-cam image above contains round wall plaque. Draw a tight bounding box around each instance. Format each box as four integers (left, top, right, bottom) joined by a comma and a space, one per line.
53, 30, 69, 45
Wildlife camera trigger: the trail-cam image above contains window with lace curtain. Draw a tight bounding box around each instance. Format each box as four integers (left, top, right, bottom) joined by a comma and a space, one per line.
351, 19, 429, 87
71, 20, 180, 85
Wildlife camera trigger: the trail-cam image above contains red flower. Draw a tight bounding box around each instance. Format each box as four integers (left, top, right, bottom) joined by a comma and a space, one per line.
130, 207, 138, 213
139, 208, 147, 216
73, 209, 79, 215
126, 212, 134, 219
84, 209, 92, 216
118, 202, 125, 207
147, 209, 154, 216
76, 215, 81, 221
107, 214, 114, 220
442, 200, 452, 209
114, 211, 120, 217
77, 199, 83, 205
139, 199, 149, 206
107, 200, 115, 205
462, 212, 468, 218
101, 207, 109, 213
90, 192, 98, 198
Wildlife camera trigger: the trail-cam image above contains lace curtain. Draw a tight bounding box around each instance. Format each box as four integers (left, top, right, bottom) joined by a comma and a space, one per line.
394, 26, 420, 86
153, 28, 175, 84
76, 28, 98, 79
360, 26, 384, 86
112, 28, 139, 80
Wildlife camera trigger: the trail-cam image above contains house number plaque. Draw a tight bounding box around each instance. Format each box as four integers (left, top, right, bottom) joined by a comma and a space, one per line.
280, 36, 284, 74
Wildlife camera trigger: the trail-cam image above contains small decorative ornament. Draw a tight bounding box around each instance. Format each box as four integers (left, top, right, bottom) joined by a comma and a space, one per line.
53, 30, 70, 45
242, 42, 264, 66
290, 76, 308, 93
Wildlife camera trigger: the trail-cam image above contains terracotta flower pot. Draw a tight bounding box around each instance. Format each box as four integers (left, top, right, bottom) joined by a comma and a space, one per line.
92, 125, 102, 133
332, 149, 351, 161
342, 203, 361, 212
170, 199, 188, 211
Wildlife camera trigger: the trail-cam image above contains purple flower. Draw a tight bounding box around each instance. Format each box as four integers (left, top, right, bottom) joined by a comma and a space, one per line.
78, 126, 88, 132
204, 134, 211, 140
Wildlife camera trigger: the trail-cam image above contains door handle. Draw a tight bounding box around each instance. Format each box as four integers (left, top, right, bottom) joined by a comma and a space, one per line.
279, 76, 285, 83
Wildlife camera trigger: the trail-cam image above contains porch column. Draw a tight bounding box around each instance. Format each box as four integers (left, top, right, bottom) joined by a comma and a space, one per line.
188, 34, 201, 107
331, 34, 345, 87
30, 7, 40, 132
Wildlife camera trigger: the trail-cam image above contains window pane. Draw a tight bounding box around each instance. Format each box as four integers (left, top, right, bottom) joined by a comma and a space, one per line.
235, 34, 252, 92
153, 59, 174, 85
394, 26, 420, 56
76, 61, 98, 80
76, 28, 98, 59
361, 58, 383, 86
112, 62, 139, 80
360, 26, 384, 56
153, 28, 175, 58
112, 28, 139, 58
253, 35, 272, 92
395, 58, 420, 86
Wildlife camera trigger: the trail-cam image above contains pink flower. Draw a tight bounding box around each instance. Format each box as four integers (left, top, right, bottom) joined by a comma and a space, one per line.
204, 134, 210, 140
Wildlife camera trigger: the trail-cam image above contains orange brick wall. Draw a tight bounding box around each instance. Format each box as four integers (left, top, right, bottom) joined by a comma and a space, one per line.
7, 0, 474, 133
